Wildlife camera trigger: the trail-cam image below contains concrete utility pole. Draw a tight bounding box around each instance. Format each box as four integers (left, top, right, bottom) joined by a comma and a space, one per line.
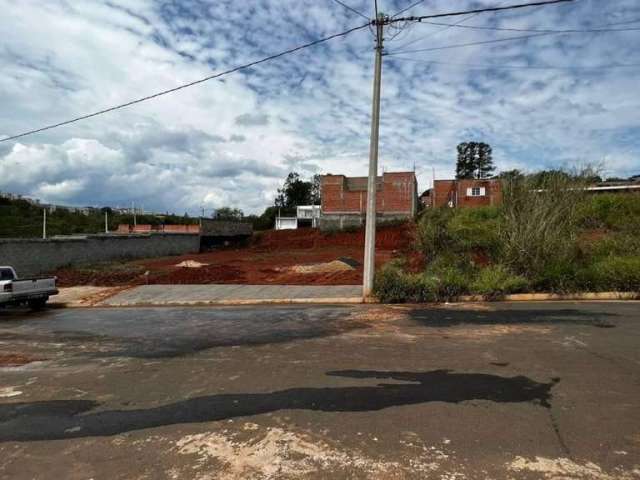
362, 12, 385, 298
42, 208, 47, 239
105, 211, 109, 233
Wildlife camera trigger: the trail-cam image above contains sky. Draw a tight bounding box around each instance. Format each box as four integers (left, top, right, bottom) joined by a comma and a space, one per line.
1, 0, 639, 215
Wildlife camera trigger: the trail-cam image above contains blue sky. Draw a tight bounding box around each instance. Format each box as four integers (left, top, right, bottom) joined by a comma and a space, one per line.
1, 0, 639, 214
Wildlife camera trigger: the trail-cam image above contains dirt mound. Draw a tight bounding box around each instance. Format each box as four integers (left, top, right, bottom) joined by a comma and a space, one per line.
175, 260, 209, 268
150, 265, 247, 284
289, 260, 355, 274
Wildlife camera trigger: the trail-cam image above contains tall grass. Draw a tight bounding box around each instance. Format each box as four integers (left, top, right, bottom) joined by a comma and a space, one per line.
499, 172, 587, 277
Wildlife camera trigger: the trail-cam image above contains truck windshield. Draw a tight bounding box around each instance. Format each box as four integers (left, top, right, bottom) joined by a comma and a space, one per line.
0, 269, 15, 280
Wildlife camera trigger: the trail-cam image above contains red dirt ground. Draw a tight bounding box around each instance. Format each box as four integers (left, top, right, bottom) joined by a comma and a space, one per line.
0, 354, 42, 366
55, 224, 415, 287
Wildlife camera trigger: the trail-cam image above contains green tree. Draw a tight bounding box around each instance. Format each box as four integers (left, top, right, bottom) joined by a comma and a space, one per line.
275, 172, 314, 209
455, 142, 494, 179
215, 207, 244, 221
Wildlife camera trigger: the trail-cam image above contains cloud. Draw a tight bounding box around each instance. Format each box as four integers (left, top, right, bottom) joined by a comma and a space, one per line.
0, 0, 639, 214
235, 113, 270, 127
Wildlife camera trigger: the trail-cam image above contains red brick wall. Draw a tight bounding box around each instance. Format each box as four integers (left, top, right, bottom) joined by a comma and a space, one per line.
321, 173, 416, 215
431, 179, 502, 208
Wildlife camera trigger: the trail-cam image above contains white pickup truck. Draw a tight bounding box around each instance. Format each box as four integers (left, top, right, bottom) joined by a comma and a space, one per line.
0, 267, 58, 309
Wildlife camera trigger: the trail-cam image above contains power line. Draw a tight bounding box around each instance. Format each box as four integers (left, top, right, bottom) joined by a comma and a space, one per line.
0, 23, 369, 143
330, 0, 370, 20
392, 0, 426, 18
388, 56, 640, 70
387, 32, 560, 55
390, 0, 575, 23
395, 9, 494, 51
414, 20, 640, 33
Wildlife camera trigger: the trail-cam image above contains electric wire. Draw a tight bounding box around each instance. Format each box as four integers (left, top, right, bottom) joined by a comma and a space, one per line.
388, 56, 640, 70
413, 20, 640, 33
391, 0, 574, 23
330, 0, 370, 20
392, 0, 426, 18
387, 32, 562, 55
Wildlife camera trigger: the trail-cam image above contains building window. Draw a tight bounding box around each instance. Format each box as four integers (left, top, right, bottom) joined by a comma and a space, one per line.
467, 187, 486, 197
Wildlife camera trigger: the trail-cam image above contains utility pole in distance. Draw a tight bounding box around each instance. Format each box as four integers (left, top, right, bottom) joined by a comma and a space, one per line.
362, 12, 385, 298
42, 208, 47, 239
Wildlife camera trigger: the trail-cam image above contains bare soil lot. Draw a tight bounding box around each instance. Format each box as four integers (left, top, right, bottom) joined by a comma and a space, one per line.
55, 224, 416, 287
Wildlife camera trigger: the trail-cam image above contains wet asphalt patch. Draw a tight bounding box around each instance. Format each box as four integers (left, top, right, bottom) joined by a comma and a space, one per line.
0, 306, 368, 359
408, 307, 618, 329
0, 369, 557, 442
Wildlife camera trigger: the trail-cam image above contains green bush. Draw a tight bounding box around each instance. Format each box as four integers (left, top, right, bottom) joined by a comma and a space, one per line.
471, 264, 529, 299
576, 256, 640, 292
374, 262, 420, 303
532, 261, 581, 293
447, 207, 501, 255
578, 194, 640, 232
582, 232, 640, 259
416, 208, 455, 258
374, 260, 469, 303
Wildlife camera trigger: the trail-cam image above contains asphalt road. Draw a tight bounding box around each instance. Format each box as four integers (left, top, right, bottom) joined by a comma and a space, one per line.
0, 302, 639, 479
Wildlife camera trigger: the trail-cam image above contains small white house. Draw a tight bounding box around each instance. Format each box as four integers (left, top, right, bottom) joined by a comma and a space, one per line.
275, 205, 321, 230
275, 216, 297, 230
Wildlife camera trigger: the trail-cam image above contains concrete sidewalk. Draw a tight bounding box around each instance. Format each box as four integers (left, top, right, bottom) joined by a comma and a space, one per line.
99, 284, 364, 306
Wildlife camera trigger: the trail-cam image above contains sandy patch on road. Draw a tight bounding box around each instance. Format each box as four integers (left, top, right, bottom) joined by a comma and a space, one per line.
345, 306, 552, 342
53, 286, 127, 307
508, 456, 640, 479
0, 386, 22, 398
175, 427, 459, 479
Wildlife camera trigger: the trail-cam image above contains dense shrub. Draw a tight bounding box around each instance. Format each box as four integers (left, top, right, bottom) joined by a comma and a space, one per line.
532, 261, 581, 293
374, 260, 470, 303
446, 207, 501, 255
499, 174, 586, 277
576, 256, 640, 292
416, 208, 455, 258
471, 265, 529, 299
417, 206, 500, 259
578, 194, 640, 232
581, 232, 640, 259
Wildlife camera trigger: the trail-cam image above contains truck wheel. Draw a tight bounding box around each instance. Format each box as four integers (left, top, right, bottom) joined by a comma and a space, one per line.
28, 298, 48, 310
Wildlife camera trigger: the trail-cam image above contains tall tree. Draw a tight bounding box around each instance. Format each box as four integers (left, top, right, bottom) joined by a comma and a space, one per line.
310, 174, 321, 206
275, 172, 314, 208
455, 142, 495, 179
215, 207, 244, 221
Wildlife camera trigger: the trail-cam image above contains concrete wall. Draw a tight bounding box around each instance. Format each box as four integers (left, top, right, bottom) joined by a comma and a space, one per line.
200, 219, 252, 237
319, 213, 409, 231
0, 233, 200, 277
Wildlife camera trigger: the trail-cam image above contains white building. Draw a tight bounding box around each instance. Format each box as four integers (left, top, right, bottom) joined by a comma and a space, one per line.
274, 205, 321, 230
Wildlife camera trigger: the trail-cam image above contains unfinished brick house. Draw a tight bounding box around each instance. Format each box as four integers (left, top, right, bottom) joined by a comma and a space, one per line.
420, 178, 502, 208
320, 172, 418, 230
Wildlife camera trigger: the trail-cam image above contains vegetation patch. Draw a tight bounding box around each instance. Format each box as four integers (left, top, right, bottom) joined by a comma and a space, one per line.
375, 171, 640, 303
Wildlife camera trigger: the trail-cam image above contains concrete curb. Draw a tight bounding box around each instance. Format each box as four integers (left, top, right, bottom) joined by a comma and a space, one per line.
98, 297, 366, 307
49, 287, 639, 308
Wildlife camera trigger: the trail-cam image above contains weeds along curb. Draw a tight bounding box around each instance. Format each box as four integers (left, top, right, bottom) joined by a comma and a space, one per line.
460, 292, 640, 302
